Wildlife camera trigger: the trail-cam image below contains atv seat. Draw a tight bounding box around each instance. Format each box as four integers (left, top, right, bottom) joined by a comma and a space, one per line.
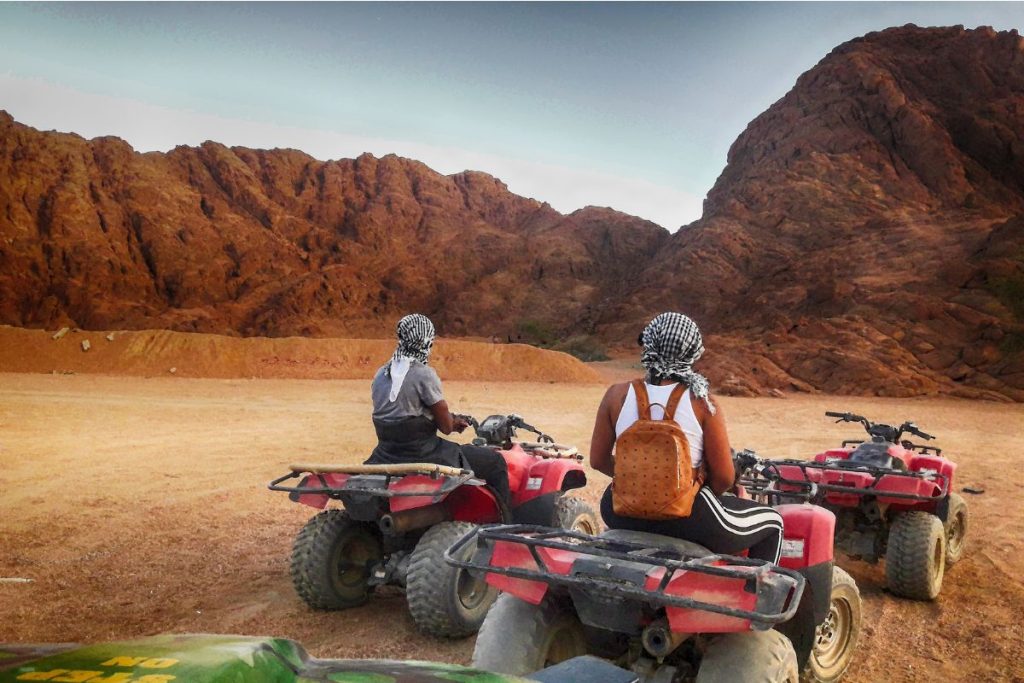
845, 443, 905, 471
600, 529, 713, 559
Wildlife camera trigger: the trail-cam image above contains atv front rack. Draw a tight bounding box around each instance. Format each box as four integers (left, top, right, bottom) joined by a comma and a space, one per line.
446, 525, 805, 626
268, 463, 478, 499
840, 439, 943, 456
747, 459, 950, 503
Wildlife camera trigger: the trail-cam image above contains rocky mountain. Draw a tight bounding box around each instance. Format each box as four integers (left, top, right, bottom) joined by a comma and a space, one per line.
0, 115, 666, 342
1, 24, 1022, 400
599, 25, 1024, 400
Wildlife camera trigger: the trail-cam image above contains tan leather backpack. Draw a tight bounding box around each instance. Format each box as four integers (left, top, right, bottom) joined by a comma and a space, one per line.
612, 380, 705, 520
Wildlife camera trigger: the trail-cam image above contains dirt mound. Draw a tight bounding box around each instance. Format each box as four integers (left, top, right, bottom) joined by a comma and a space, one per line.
0, 326, 601, 383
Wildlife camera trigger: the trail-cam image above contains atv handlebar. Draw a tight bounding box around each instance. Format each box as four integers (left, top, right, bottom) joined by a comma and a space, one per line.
454, 413, 556, 447
825, 411, 936, 444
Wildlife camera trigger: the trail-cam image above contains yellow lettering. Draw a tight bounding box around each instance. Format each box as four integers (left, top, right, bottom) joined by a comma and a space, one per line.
136, 676, 176, 683
18, 671, 67, 681
51, 672, 103, 683
88, 674, 135, 683
99, 658, 147, 668
137, 660, 177, 670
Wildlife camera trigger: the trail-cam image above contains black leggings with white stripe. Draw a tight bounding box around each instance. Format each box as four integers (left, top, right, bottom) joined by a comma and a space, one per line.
600, 485, 784, 563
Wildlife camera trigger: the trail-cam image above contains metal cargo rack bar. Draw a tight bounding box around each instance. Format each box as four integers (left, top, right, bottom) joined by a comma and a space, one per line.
445, 525, 805, 625
268, 463, 478, 499
752, 460, 949, 502
839, 439, 942, 456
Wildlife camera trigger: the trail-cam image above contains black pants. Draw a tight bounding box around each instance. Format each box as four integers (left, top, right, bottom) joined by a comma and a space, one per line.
601, 485, 784, 563
460, 444, 511, 503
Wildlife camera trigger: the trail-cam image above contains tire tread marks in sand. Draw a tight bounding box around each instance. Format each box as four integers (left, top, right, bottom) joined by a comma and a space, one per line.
406, 521, 496, 638
290, 509, 380, 610
885, 511, 946, 600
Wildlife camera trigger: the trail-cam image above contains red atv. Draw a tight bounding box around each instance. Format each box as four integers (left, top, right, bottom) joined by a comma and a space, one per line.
448, 452, 862, 683
742, 411, 967, 601
269, 413, 597, 639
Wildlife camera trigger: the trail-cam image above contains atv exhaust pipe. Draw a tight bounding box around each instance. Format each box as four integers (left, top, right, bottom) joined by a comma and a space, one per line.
642, 619, 688, 659
379, 503, 451, 535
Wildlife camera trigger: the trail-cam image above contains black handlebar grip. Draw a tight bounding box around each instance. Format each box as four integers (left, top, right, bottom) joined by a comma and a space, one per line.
824, 411, 845, 418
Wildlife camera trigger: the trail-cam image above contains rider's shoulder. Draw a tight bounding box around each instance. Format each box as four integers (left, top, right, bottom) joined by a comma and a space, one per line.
603, 381, 634, 403
415, 362, 441, 380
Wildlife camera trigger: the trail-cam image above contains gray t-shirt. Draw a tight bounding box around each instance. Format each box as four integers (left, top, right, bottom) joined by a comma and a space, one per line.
371, 362, 445, 422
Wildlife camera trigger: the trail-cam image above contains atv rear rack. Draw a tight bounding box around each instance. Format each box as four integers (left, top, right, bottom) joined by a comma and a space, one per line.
446, 525, 805, 626
268, 463, 478, 500
747, 459, 949, 503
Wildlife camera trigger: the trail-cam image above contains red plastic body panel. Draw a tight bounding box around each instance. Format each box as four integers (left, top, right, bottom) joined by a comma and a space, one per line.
776, 504, 835, 569
657, 565, 757, 633
909, 454, 956, 486
497, 444, 587, 506
813, 448, 854, 464
779, 459, 948, 510
297, 473, 350, 509
445, 484, 502, 524
484, 540, 578, 604
388, 475, 450, 512
499, 444, 537, 496
485, 541, 780, 634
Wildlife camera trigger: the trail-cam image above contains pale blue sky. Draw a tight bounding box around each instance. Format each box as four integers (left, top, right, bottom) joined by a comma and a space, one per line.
1, 2, 1022, 228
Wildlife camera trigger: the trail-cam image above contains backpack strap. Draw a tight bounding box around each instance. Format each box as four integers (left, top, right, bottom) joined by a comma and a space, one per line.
631, 379, 652, 420
662, 383, 688, 421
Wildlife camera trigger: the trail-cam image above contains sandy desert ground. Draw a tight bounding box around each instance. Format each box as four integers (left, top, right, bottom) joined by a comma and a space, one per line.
1, 372, 1022, 682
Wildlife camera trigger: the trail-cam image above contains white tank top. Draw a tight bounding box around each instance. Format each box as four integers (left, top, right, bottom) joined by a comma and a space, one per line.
614, 382, 704, 468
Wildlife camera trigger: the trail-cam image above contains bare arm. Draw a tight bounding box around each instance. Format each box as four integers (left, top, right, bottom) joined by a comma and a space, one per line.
698, 398, 735, 494
589, 384, 625, 477
429, 400, 456, 435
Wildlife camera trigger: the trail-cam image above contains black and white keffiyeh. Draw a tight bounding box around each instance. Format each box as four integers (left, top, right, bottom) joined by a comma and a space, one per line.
387, 314, 436, 401
640, 312, 715, 414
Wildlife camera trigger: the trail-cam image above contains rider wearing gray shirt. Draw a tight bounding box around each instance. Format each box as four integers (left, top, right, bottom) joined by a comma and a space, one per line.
371, 363, 443, 422
364, 314, 510, 503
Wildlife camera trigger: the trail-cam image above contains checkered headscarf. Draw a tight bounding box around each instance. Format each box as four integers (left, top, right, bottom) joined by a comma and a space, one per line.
385, 314, 436, 402
392, 314, 435, 366
640, 312, 715, 414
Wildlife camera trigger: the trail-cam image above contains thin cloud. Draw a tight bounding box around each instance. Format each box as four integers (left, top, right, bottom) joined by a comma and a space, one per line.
0, 75, 702, 230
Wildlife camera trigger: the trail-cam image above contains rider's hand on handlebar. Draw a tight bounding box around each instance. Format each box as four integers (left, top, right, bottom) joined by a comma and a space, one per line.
452, 417, 470, 434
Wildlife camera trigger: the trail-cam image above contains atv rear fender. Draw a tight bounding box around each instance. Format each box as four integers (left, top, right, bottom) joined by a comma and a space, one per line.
776, 504, 835, 570
498, 444, 587, 506
909, 453, 956, 488
513, 458, 586, 505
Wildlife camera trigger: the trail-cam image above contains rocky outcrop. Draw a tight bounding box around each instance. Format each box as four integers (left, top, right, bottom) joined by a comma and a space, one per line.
0, 115, 667, 341
599, 25, 1024, 400
1, 25, 1022, 400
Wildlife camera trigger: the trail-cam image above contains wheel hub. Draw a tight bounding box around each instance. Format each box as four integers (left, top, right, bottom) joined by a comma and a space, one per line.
815, 607, 839, 649
812, 595, 852, 675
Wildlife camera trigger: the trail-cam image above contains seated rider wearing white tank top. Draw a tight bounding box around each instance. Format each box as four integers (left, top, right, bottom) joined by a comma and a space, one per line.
590, 313, 783, 563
